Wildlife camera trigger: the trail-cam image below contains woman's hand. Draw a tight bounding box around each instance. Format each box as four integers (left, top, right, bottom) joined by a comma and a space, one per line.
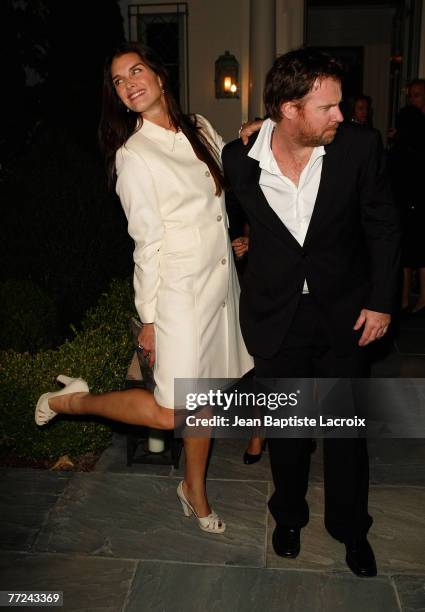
137, 323, 156, 368
239, 119, 264, 145
232, 236, 249, 259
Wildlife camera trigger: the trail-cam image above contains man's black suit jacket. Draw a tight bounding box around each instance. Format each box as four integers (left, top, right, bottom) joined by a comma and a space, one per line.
223, 123, 401, 359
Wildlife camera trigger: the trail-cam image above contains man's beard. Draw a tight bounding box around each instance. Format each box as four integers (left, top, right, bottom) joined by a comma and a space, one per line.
297, 120, 339, 147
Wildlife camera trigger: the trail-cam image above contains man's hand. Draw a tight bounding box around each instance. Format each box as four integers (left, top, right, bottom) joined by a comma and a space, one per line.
137, 323, 156, 367
353, 309, 391, 346
239, 119, 264, 145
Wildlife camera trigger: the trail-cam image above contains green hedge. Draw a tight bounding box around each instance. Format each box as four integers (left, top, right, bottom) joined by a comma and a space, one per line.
0, 279, 59, 353
0, 278, 137, 460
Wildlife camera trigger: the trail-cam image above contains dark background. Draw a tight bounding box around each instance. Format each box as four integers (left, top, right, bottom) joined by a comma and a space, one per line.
0, 0, 133, 352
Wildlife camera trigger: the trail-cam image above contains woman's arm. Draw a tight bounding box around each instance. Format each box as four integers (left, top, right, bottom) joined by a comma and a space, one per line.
115, 147, 164, 366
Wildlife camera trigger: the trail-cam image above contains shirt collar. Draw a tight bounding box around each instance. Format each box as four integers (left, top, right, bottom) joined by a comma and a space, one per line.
248, 118, 326, 174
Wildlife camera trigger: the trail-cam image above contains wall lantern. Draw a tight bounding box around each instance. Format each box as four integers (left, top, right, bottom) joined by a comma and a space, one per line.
215, 50, 239, 98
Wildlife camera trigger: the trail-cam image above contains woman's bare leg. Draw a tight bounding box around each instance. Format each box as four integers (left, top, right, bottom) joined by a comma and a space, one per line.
245, 435, 264, 455
49, 391, 215, 517
48, 388, 174, 429
182, 437, 212, 517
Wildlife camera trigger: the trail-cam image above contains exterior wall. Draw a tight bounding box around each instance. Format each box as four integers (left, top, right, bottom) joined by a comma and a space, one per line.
119, 0, 248, 142
307, 6, 394, 140
118, 2, 421, 140
188, 0, 248, 141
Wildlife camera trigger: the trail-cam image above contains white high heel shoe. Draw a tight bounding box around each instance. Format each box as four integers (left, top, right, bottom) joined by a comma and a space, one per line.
35, 375, 89, 426
176, 481, 226, 534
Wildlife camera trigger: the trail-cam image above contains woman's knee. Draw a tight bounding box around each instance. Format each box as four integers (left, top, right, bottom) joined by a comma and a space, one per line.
158, 406, 175, 429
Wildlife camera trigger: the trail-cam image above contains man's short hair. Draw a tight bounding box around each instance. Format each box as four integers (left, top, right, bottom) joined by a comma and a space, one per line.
264, 47, 344, 121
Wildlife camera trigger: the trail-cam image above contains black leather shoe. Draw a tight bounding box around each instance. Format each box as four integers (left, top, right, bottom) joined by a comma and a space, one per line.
243, 450, 262, 464
345, 537, 377, 577
272, 526, 301, 558
243, 440, 266, 465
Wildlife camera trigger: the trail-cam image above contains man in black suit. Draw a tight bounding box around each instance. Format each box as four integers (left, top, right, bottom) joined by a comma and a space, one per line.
223, 48, 400, 577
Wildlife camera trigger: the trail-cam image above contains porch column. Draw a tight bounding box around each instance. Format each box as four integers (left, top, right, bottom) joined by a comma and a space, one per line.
249, 0, 276, 120
419, 1, 425, 77
276, 0, 305, 56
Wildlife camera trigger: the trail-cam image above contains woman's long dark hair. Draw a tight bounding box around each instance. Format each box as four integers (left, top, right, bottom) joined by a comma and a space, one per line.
99, 43, 225, 195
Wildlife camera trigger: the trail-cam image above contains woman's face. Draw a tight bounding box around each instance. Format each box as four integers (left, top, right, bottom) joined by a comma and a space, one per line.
111, 52, 163, 116
353, 99, 369, 124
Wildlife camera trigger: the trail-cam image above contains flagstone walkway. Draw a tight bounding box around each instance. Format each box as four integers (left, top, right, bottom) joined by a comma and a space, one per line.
1, 315, 425, 611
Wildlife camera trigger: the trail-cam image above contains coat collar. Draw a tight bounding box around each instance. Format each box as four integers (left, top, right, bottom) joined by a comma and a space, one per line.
304, 132, 344, 246
235, 149, 302, 251
136, 117, 182, 151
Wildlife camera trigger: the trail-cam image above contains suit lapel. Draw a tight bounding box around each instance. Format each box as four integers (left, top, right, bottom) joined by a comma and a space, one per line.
237, 156, 302, 251
304, 134, 344, 246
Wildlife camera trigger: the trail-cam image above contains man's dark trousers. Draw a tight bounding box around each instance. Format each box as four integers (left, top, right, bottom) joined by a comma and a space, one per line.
255, 294, 373, 542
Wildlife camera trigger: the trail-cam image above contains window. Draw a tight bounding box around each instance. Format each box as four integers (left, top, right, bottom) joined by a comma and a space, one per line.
129, 3, 189, 110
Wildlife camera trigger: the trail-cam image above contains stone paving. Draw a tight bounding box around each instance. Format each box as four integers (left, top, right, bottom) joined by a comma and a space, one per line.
1, 315, 425, 611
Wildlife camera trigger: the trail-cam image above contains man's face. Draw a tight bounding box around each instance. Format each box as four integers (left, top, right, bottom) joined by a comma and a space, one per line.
354, 99, 369, 124
293, 77, 344, 146
408, 83, 425, 111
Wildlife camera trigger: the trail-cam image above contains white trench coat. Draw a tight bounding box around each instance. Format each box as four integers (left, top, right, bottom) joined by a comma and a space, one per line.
115, 116, 253, 408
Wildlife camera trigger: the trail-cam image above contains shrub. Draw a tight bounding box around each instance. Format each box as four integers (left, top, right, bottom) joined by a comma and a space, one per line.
0, 277, 137, 460
0, 279, 59, 352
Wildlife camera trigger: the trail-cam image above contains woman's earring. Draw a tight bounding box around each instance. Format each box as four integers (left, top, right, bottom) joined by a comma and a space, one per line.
126, 108, 130, 113
161, 87, 165, 94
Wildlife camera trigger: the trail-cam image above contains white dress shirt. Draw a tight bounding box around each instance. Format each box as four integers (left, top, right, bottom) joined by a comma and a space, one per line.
248, 118, 326, 292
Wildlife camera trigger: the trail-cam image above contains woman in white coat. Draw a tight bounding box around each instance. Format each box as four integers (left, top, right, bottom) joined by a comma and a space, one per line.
35, 44, 252, 533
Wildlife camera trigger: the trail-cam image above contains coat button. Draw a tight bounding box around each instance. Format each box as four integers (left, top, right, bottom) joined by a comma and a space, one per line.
205, 170, 211, 177
217, 215, 222, 222
221, 258, 227, 265
222, 302, 226, 308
